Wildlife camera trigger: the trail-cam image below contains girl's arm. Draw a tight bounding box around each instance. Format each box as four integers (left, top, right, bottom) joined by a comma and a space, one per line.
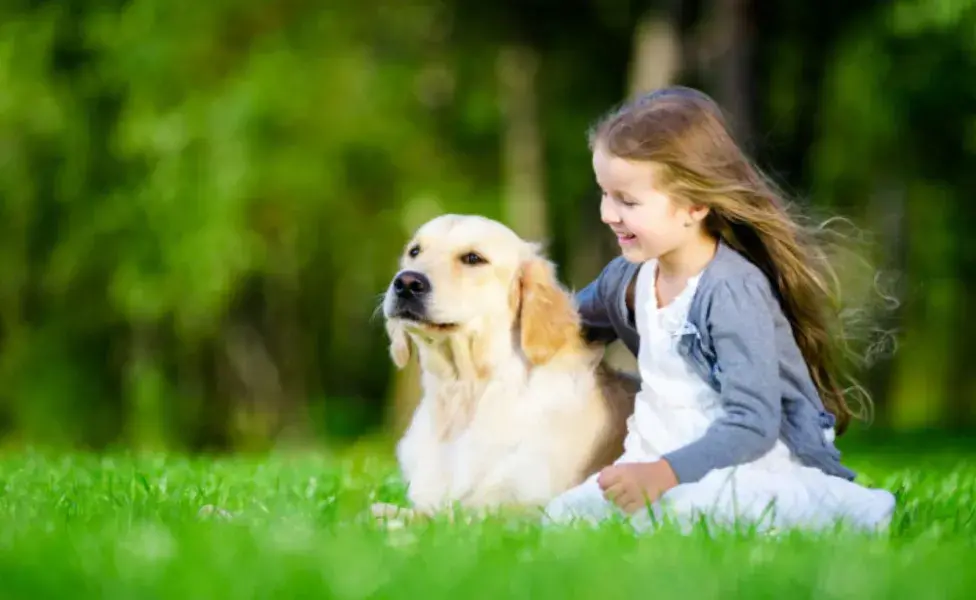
661, 275, 782, 484
572, 256, 635, 346
574, 278, 617, 345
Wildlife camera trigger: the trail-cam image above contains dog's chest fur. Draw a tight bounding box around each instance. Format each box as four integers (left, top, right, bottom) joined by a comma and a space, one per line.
397, 359, 602, 512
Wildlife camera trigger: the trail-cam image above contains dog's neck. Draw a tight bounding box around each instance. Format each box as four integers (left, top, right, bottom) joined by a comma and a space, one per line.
410, 320, 526, 442
412, 322, 517, 383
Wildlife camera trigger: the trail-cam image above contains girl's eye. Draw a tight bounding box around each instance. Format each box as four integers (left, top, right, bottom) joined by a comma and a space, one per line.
603, 191, 636, 207
459, 252, 488, 266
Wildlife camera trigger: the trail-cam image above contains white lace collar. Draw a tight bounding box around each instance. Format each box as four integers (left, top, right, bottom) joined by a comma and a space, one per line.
644, 259, 705, 312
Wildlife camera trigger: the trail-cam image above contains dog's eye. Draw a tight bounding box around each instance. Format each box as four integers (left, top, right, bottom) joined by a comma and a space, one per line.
407, 244, 420, 258
459, 252, 487, 266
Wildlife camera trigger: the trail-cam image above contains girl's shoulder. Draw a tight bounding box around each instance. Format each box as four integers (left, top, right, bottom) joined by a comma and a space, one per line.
694, 241, 778, 312
701, 241, 771, 285
686, 241, 789, 350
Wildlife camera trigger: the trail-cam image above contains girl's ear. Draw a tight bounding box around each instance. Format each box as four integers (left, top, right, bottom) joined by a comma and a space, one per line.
689, 203, 711, 224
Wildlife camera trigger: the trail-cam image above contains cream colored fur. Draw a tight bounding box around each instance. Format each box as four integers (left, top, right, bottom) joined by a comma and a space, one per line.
378, 214, 636, 520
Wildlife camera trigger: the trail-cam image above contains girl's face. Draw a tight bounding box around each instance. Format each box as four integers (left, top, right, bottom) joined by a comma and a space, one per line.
592, 143, 703, 264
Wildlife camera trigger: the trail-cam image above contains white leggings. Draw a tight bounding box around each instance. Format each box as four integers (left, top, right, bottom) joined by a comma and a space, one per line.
542, 452, 896, 535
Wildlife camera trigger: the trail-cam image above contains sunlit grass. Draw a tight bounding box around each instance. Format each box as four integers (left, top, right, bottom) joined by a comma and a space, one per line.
0, 436, 972, 599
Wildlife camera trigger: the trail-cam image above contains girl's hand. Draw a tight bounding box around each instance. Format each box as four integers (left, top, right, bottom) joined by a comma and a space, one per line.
597, 459, 679, 514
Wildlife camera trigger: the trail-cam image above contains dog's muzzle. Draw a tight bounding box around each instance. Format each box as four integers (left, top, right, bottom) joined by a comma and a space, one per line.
390, 270, 431, 321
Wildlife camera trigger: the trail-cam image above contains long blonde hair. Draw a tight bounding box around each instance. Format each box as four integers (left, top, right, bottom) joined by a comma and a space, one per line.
589, 86, 876, 434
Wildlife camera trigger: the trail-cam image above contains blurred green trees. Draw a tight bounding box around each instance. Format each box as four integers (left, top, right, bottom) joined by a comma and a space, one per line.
1, 0, 974, 452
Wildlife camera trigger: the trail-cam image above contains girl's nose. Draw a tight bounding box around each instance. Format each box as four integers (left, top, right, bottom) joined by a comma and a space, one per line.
600, 195, 619, 224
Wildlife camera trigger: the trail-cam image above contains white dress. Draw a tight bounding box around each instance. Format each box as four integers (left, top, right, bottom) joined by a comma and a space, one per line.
543, 259, 896, 534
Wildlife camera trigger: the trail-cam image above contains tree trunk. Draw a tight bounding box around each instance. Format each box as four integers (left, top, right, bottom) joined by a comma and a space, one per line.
627, 9, 682, 98
696, 0, 754, 143
267, 271, 311, 448
125, 323, 171, 451
497, 43, 547, 243
221, 321, 283, 449
887, 182, 955, 430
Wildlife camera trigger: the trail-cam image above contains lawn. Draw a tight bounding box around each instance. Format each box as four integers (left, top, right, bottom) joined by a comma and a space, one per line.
0, 435, 973, 599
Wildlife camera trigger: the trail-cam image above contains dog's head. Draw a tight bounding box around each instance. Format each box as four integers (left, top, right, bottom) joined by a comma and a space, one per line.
382, 214, 582, 372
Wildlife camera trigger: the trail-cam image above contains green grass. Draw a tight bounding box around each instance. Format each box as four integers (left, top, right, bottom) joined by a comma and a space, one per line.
0, 437, 973, 599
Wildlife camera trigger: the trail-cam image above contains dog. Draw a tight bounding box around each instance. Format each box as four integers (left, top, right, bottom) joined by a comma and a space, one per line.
374, 214, 637, 522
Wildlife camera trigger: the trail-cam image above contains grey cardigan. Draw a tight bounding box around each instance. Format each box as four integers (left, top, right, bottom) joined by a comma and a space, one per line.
576, 240, 857, 484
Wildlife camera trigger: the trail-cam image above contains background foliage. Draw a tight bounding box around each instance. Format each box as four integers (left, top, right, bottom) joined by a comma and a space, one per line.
1, 0, 975, 453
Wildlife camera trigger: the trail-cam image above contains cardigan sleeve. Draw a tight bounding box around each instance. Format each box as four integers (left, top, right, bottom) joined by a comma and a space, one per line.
574, 257, 634, 345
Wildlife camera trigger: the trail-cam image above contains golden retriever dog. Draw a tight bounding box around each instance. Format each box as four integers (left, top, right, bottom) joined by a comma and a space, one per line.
374, 214, 636, 522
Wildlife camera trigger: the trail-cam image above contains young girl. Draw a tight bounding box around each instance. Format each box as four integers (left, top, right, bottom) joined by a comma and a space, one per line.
543, 86, 896, 533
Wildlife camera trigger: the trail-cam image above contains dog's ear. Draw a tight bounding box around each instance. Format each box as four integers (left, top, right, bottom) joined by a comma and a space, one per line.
386, 320, 412, 369
516, 257, 580, 366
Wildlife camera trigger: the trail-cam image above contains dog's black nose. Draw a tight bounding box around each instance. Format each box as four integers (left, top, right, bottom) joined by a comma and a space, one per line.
393, 271, 430, 299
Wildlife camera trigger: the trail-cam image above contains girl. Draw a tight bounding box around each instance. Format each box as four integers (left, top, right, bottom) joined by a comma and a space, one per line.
543, 86, 896, 533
